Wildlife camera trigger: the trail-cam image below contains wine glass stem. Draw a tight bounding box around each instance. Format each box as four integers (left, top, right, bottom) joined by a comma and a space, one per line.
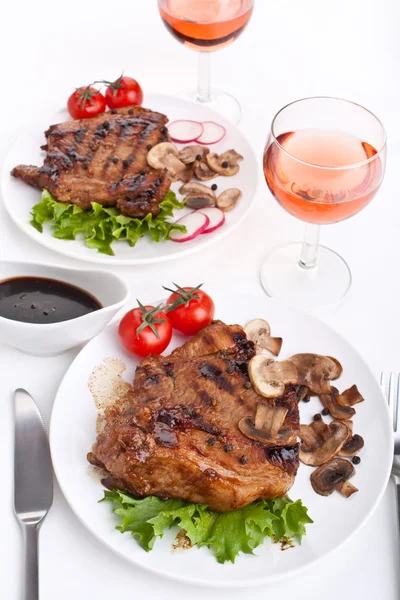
197, 52, 211, 103
299, 223, 321, 270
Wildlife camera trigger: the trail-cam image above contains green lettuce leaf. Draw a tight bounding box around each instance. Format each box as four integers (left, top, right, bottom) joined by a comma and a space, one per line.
30, 189, 186, 255
101, 491, 312, 564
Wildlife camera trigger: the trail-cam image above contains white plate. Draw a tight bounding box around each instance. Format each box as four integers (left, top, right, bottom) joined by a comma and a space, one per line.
1, 94, 258, 265
50, 294, 392, 588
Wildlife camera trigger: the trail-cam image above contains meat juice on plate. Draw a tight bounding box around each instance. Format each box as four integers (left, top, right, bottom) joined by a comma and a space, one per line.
159, 0, 254, 51
263, 129, 383, 224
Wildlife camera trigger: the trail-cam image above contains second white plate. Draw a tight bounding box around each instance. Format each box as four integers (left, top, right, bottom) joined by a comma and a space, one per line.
1, 93, 258, 265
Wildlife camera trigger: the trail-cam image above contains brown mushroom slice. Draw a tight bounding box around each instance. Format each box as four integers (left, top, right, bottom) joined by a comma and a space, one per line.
147, 142, 186, 176
296, 386, 310, 402
194, 160, 217, 181
248, 355, 298, 399
338, 481, 359, 498
320, 387, 355, 420
337, 384, 364, 407
338, 433, 364, 457
299, 419, 348, 466
290, 354, 342, 395
184, 193, 216, 210
206, 152, 241, 177
178, 145, 210, 165
179, 182, 216, 199
217, 189, 242, 212
311, 458, 356, 497
238, 403, 289, 443
175, 165, 194, 183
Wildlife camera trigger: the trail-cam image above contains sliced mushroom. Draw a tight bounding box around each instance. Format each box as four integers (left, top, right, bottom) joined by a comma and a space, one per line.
338, 481, 359, 498
249, 355, 298, 399
337, 384, 364, 407
179, 182, 216, 200
338, 433, 364, 457
147, 142, 186, 176
311, 458, 356, 496
184, 193, 216, 210
290, 354, 342, 395
194, 160, 217, 181
206, 150, 243, 176
238, 402, 290, 443
178, 145, 210, 165
296, 386, 310, 402
217, 188, 242, 212
320, 387, 355, 420
299, 420, 348, 466
244, 318, 282, 357
175, 165, 194, 183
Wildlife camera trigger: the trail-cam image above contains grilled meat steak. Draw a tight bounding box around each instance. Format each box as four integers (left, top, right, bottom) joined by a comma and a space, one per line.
11, 106, 171, 218
88, 321, 300, 512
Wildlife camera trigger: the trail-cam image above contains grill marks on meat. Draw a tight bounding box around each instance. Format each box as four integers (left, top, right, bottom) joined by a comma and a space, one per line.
11, 106, 171, 218
88, 321, 300, 512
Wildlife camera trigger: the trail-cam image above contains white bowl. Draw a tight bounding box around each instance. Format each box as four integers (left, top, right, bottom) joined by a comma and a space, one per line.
0, 261, 129, 356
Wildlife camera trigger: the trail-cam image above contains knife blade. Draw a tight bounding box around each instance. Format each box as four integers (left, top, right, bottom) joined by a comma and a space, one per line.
14, 388, 53, 600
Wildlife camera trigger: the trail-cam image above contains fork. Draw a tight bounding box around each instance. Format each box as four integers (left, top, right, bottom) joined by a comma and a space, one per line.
381, 372, 400, 532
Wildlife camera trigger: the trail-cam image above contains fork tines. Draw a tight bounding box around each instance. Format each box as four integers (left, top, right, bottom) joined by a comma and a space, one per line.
381, 372, 400, 432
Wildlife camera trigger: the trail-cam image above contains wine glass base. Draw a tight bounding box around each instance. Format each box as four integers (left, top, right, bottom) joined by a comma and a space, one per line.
260, 242, 352, 312
177, 89, 241, 124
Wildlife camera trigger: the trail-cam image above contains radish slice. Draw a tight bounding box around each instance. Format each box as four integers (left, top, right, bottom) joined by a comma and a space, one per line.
196, 121, 226, 145
169, 212, 210, 243
198, 207, 225, 234
168, 120, 204, 144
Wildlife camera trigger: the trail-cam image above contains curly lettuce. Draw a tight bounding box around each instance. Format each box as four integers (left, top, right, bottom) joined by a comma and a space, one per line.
30, 189, 186, 256
101, 491, 312, 564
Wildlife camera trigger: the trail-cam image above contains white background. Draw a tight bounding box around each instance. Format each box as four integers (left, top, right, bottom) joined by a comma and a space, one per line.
1, 0, 400, 597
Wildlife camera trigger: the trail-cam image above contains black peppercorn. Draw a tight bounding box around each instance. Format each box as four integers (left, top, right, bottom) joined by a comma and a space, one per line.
122, 159, 129, 168
221, 161, 229, 168
352, 456, 361, 465
128, 109, 134, 114
103, 121, 110, 130
43, 310, 48, 316
146, 144, 152, 151
239, 455, 248, 465
207, 437, 216, 446
313, 413, 322, 421
321, 407, 330, 416
196, 154, 202, 161
110, 109, 117, 114
161, 126, 168, 134
112, 157, 119, 164
140, 169, 146, 176
211, 183, 218, 191
302, 395, 311, 403
224, 443, 233, 453
244, 381, 252, 389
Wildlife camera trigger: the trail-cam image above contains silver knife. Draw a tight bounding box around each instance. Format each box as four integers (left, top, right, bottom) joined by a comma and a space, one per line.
14, 388, 53, 600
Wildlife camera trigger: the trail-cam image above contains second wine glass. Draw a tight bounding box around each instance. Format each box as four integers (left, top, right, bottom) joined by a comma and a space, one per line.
158, 0, 254, 123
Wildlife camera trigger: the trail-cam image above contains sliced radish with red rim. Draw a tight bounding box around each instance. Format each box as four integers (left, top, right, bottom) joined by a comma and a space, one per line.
168, 120, 204, 144
196, 121, 226, 145
169, 212, 210, 243
197, 207, 225, 234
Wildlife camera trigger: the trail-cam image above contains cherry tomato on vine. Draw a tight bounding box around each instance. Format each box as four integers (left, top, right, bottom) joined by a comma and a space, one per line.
105, 76, 143, 109
67, 86, 106, 119
118, 301, 172, 357
164, 284, 215, 336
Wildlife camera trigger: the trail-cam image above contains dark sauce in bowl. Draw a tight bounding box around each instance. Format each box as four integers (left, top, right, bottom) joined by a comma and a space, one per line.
0, 277, 102, 324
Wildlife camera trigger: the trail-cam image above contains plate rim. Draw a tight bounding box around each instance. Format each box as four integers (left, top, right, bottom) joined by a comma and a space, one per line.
49, 294, 393, 588
1, 93, 259, 266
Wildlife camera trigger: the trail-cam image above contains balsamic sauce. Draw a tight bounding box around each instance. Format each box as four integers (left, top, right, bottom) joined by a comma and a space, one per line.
0, 277, 102, 324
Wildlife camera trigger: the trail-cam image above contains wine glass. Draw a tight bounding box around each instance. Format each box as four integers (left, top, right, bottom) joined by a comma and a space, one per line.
158, 0, 254, 123
262, 97, 386, 311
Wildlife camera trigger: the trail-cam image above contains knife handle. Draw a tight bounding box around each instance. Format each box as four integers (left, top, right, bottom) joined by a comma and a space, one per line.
22, 523, 40, 600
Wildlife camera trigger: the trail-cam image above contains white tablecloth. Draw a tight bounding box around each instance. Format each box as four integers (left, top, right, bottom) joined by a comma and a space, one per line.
1, 0, 399, 596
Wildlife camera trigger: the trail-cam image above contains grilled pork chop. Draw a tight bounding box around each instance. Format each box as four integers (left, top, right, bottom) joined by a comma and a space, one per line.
88, 321, 300, 512
11, 106, 171, 218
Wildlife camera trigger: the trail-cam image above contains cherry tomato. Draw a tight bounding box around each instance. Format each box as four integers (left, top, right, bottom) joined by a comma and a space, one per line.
166, 285, 215, 336
105, 76, 143, 109
118, 303, 172, 357
67, 86, 106, 119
